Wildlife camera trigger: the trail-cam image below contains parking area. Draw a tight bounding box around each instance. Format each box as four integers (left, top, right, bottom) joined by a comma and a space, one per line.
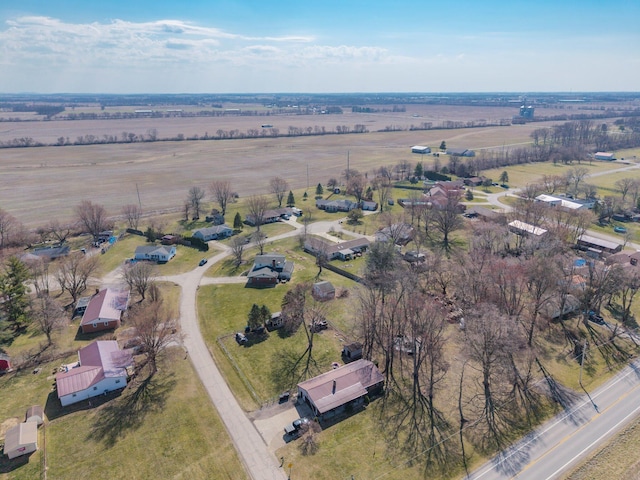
252, 400, 314, 452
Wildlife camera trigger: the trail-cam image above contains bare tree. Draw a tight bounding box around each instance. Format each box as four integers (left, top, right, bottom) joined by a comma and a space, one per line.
246, 195, 269, 232
31, 294, 65, 345
431, 190, 464, 252
567, 166, 589, 196
614, 268, 640, 325
615, 178, 636, 204
253, 230, 268, 255
209, 180, 234, 216
230, 236, 245, 268
0, 208, 18, 249
75, 200, 110, 242
29, 262, 54, 305
372, 176, 392, 211
270, 177, 289, 208
128, 297, 180, 377
346, 172, 367, 203
55, 253, 99, 304
121, 204, 142, 230
187, 186, 205, 219
122, 262, 155, 301
464, 305, 522, 449
46, 218, 76, 245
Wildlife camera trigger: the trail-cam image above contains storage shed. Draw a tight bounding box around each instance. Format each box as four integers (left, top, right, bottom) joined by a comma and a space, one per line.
3, 422, 38, 459
25, 406, 45, 426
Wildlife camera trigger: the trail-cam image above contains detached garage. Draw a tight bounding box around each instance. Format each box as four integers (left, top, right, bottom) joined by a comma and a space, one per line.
3, 422, 38, 459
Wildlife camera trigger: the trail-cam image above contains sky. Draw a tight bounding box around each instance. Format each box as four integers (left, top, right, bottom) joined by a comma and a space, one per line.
0, 0, 638, 94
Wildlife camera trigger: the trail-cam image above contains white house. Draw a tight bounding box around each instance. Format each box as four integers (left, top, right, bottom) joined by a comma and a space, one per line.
134, 245, 176, 263
193, 225, 233, 241
55, 341, 133, 407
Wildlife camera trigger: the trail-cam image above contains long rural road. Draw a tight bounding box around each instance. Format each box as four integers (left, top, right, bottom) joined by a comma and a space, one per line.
466, 358, 640, 480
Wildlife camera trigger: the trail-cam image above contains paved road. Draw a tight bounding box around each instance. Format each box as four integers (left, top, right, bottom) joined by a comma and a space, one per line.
466, 358, 640, 480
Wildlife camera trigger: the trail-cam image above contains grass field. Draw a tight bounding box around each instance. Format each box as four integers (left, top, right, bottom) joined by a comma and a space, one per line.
563, 413, 640, 480
0, 281, 246, 480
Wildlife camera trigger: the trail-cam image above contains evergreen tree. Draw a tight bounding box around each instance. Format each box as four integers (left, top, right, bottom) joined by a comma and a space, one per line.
0, 256, 31, 332
233, 212, 243, 229
287, 191, 295, 207
439, 141, 447, 151
414, 161, 424, 179
303, 191, 309, 201
247, 303, 262, 330
315, 183, 324, 195
260, 304, 272, 325
465, 189, 474, 201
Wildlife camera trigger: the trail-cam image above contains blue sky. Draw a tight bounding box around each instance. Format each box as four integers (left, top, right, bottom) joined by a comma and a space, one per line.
1, 0, 638, 93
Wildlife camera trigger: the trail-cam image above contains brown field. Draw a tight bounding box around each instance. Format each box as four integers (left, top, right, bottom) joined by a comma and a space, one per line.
1, 117, 562, 228
0, 98, 631, 228
0, 102, 597, 145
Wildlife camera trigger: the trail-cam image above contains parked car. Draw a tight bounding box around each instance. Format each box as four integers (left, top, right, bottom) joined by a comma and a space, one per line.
199, 258, 208, 266
614, 226, 628, 234
235, 332, 248, 344
284, 417, 310, 435
588, 311, 605, 325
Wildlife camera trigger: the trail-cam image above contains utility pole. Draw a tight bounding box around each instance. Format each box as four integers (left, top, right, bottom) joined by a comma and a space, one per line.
579, 339, 588, 387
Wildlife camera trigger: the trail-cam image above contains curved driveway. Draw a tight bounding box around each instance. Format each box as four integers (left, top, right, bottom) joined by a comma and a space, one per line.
157, 216, 370, 480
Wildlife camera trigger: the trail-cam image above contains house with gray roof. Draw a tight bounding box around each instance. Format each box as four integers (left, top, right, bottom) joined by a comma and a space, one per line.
193, 224, 233, 241
134, 244, 176, 263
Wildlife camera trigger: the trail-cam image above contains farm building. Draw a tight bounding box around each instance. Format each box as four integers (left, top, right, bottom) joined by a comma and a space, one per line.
80, 288, 129, 334
192, 225, 233, 241
594, 152, 615, 161
411, 145, 431, 154
55, 340, 133, 407
446, 148, 475, 157
297, 359, 383, 419
3, 422, 38, 459
312, 281, 336, 301
134, 245, 176, 263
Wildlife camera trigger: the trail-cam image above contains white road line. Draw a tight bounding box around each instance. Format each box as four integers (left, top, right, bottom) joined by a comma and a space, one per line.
543, 402, 640, 480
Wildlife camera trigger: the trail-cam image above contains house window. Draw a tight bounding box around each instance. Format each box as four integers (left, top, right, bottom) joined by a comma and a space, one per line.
104, 321, 109, 326
93, 386, 98, 390
115, 379, 121, 384
92, 323, 97, 328
72, 393, 76, 397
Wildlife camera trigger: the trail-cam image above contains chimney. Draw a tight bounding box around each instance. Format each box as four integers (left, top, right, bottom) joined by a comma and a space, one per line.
272, 259, 276, 268
332, 380, 336, 394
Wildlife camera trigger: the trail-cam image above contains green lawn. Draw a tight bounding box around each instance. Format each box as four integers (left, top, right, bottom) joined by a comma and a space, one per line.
1, 282, 245, 480
482, 161, 623, 190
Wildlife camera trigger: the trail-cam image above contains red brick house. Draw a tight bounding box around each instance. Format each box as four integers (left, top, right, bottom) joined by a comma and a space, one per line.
80, 288, 130, 334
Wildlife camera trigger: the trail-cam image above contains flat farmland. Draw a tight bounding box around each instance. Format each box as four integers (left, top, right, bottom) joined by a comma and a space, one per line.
0, 103, 595, 145
0, 120, 552, 227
